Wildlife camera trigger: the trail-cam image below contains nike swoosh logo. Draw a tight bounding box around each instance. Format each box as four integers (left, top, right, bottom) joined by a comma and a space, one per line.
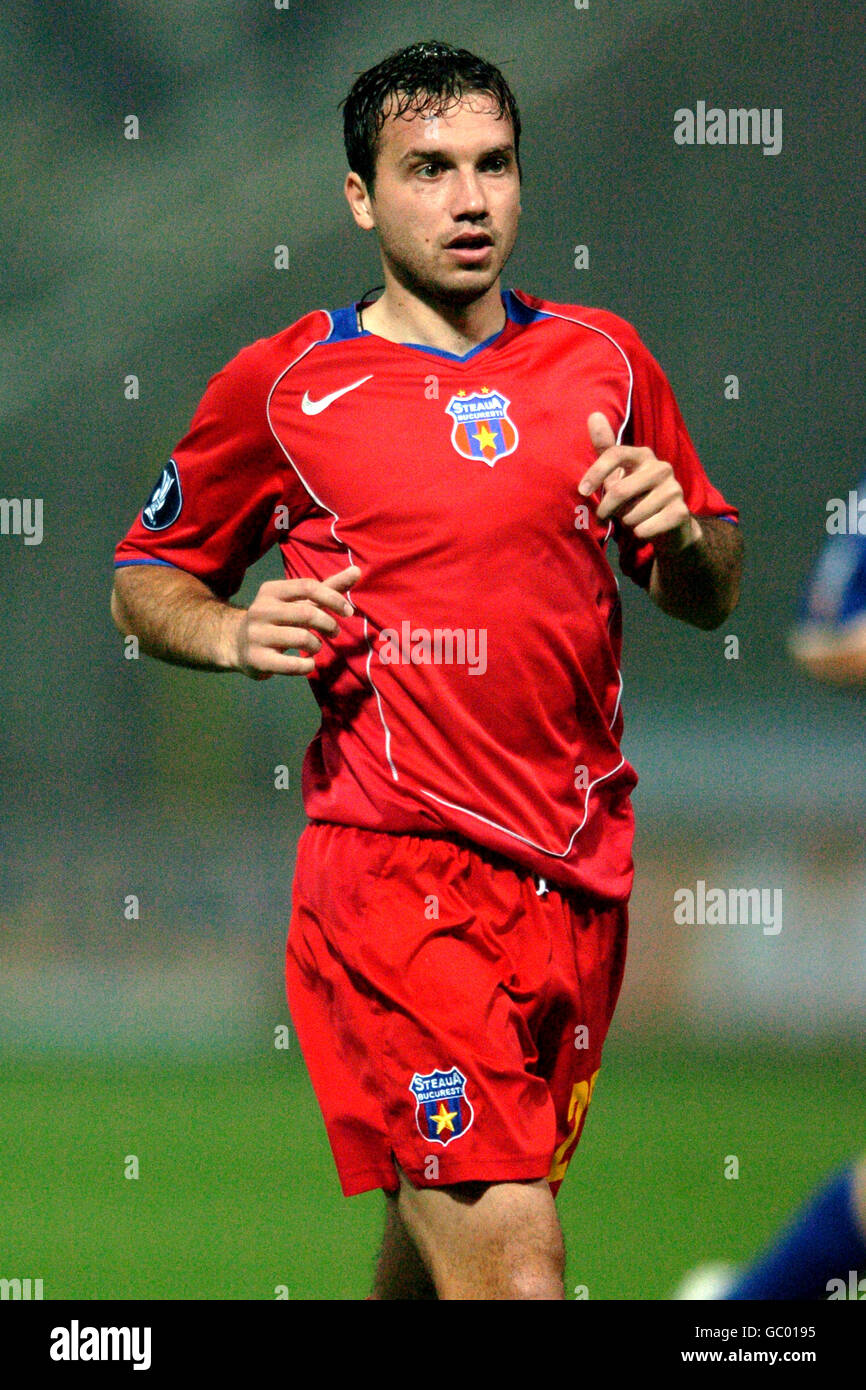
301, 374, 373, 415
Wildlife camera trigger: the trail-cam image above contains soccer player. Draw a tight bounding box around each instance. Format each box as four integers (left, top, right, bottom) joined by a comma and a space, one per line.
678, 475, 866, 1302
111, 41, 742, 1300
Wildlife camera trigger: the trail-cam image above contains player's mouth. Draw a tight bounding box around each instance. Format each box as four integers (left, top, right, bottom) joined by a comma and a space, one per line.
444, 232, 494, 264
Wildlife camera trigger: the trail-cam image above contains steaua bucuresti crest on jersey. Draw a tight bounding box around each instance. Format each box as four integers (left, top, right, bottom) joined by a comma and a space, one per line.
141, 459, 182, 531
410, 1067, 475, 1147
445, 388, 518, 467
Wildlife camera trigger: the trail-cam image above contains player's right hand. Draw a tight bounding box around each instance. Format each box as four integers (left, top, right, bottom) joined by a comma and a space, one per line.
233, 565, 361, 679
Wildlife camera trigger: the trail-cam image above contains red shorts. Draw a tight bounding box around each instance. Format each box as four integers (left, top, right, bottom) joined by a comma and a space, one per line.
285, 823, 629, 1198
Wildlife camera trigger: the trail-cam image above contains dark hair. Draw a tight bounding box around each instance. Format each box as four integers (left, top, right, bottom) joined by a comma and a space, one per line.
341, 40, 521, 193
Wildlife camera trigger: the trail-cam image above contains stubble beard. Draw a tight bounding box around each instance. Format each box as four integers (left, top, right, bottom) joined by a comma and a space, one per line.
382, 234, 515, 312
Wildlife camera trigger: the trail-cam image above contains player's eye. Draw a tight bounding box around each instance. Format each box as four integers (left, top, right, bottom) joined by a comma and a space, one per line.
416, 162, 445, 177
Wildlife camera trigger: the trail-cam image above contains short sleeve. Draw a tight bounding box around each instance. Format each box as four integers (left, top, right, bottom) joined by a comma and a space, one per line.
114, 345, 314, 599
614, 334, 739, 590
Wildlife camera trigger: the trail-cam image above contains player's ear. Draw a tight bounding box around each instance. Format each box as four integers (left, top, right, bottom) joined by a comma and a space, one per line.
345, 171, 375, 230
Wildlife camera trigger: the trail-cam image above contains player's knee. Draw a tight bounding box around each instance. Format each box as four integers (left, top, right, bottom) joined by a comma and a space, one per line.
498, 1234, 566, 1300
505, 1260, 565, 1301
435, 1235, 565, 1300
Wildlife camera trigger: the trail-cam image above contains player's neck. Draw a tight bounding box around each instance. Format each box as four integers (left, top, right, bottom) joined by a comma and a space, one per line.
359, 284, 506, 355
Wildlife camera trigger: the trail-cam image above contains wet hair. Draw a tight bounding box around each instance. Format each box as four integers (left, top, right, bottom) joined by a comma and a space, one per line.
341, 40, 521, 193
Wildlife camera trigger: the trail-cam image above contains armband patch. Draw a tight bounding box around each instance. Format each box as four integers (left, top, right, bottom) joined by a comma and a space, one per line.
141, 459, 182, 531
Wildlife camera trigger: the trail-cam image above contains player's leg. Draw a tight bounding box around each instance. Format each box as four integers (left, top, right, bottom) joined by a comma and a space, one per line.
393, 1168, 566, 1300
722, 1154, 866, 1301
286, 826, 626, 1299
369, 1192, 438, 1300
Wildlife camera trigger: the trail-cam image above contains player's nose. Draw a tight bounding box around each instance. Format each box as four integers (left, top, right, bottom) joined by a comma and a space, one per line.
450, 168, 488, 215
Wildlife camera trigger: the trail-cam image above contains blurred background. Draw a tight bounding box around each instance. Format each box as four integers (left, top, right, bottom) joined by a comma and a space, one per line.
1, 0, 864, 1299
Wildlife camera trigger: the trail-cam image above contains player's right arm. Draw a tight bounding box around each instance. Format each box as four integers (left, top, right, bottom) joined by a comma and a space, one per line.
110, 565, 359, 680
112, 330, 362, 678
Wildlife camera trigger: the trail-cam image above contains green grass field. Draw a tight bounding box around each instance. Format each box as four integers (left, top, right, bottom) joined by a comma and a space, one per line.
2, 1039, 862, 1300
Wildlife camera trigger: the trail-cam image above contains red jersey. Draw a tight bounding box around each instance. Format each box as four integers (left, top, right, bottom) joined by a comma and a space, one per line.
115, 288, 738, 902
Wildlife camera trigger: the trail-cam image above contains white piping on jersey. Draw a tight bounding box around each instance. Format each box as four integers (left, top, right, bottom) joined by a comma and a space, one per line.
264, 313, 399, 782
521, 296, 632, 742
418, 753, 627, 862
609, 668, 624, 729
608, 569, 622, 733
520, 292, 629, 741
264, 297, 637, 859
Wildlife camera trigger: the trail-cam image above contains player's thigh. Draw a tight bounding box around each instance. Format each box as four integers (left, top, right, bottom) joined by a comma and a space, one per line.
395, 1166, 564, 1279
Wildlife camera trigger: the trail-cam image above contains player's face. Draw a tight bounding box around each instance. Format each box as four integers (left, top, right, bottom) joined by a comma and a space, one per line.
363, 94, 521, 305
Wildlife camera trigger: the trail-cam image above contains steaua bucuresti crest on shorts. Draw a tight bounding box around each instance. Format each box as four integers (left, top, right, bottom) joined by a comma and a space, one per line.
141, 459, 182, 531
409, 1067, 475, 1147
445, 388, 518, 467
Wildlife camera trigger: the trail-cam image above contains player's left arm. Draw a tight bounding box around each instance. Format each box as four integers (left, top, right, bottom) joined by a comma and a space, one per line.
787, 471, 866, 684
579, 411, 742, 630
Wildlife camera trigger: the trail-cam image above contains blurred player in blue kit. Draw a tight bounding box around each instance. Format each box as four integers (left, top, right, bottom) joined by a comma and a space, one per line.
678, 470, 866, 1301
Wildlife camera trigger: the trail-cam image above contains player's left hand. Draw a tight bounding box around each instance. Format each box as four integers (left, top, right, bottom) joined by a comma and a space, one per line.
578, 412, 702, 553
